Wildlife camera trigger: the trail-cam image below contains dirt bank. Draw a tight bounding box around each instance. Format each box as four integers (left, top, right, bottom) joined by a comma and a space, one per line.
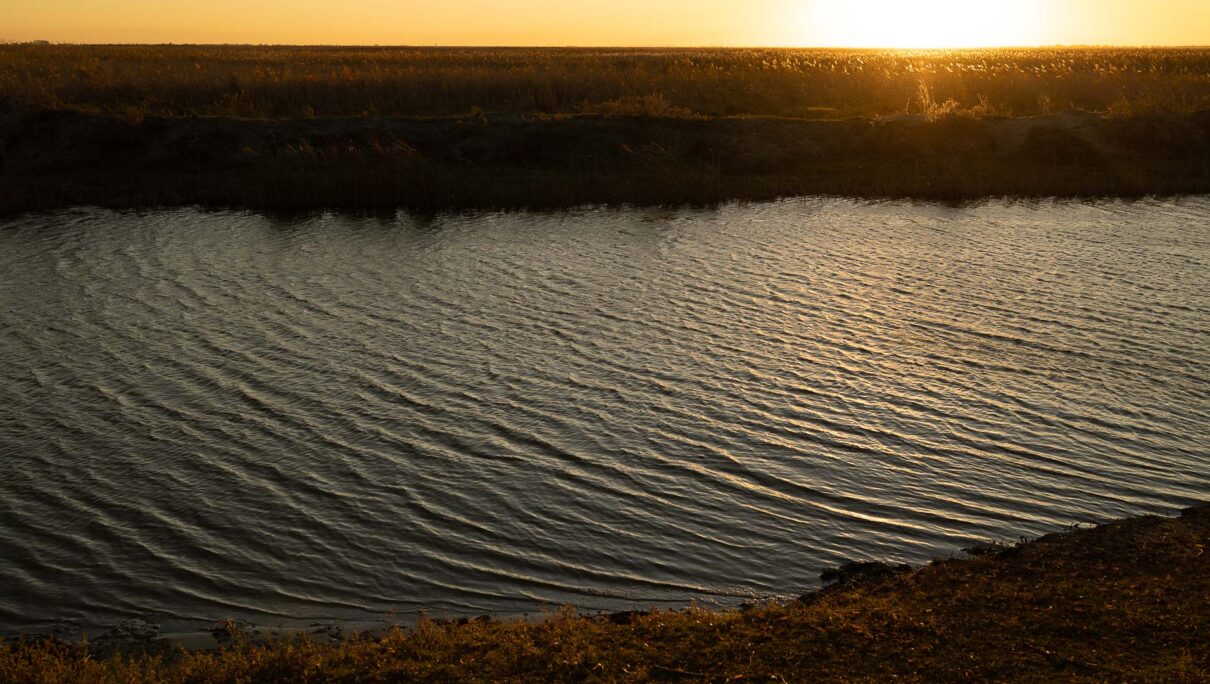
2, 106, 1209, 214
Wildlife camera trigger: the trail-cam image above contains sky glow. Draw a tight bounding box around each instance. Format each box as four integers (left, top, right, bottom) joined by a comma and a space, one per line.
5, 0, 1209, 47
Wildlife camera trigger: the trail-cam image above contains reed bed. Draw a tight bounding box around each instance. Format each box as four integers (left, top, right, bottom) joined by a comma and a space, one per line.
3, 45, 1209, 120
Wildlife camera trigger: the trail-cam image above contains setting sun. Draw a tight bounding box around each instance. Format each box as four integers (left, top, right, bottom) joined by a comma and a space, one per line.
6, 0, 1210, 46
802, 0, 1047, 48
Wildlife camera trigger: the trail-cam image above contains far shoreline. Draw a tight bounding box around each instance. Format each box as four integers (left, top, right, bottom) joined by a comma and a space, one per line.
3, 106, 1209, 215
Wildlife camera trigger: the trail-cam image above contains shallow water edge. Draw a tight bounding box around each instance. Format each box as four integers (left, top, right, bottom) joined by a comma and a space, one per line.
6, 504, 1207, 668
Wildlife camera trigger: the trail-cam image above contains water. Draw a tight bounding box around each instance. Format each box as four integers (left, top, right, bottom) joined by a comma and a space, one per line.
1, 198, 1207, 633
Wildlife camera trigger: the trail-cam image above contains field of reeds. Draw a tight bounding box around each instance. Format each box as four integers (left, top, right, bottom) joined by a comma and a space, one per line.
3, 505, 1208, 683
2, 45, 1209, 212
3, 45, 1210, 120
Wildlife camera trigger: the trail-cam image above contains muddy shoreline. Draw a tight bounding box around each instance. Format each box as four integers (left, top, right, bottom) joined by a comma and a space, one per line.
3, 106, 1209, 214
5, 504, 1206, 665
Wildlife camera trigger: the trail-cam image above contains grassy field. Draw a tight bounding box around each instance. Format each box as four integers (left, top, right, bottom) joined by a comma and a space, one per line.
3, 45, 1210, 120
2, 45, 1209, 211
2, 505, 1207, 683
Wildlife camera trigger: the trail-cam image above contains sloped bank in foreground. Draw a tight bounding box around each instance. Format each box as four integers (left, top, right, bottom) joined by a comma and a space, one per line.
3, 505, 1207, 683
2, 105, 1209, 214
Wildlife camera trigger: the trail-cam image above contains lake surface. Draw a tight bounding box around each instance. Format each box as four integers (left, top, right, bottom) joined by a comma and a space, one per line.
1, 199, 1207, 633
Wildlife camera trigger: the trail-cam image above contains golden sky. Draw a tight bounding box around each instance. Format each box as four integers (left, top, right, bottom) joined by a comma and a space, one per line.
6, 0, 1210, 47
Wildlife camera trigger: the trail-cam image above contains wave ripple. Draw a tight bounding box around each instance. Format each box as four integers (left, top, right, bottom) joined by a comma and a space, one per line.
1, 198, 1207, 632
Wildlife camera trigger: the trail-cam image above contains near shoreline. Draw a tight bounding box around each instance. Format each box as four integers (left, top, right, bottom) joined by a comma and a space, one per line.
3, 106, 1209, 215
4, 504, 1207, 682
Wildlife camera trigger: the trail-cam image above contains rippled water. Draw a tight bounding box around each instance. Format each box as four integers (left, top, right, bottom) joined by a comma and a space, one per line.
1, 198, 1207, 633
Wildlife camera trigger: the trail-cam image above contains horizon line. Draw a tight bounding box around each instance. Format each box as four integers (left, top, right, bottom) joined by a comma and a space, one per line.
7, 41, 1210, 50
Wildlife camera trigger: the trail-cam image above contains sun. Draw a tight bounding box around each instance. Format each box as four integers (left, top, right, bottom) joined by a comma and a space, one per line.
800, 0, 1047, 48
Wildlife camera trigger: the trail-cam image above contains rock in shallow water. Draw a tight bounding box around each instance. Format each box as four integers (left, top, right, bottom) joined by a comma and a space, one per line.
819, 561, 912, 587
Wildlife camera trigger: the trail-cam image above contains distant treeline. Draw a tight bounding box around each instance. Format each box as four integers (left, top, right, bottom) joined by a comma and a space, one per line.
3, 45, 1209, 120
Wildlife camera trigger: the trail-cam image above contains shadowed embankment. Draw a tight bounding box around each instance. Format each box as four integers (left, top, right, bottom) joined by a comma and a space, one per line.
2, 102, 1209, 214
2, 505, 1207, 682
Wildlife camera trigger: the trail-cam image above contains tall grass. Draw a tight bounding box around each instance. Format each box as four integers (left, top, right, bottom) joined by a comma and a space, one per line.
2, 45, 1209, 119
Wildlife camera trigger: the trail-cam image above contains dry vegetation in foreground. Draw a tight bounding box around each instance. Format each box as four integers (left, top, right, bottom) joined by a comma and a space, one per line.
3, 45, 1210, 120
2, 505, 1207, 683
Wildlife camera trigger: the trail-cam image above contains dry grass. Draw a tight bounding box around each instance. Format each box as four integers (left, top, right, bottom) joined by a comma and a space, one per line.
2, 506, 1207, 683
3, 45, 1210, 120
3, 45, 1208, 212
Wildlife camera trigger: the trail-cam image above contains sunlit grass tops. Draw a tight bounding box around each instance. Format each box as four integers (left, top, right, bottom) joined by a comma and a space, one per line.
3, 45, 1209, 120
